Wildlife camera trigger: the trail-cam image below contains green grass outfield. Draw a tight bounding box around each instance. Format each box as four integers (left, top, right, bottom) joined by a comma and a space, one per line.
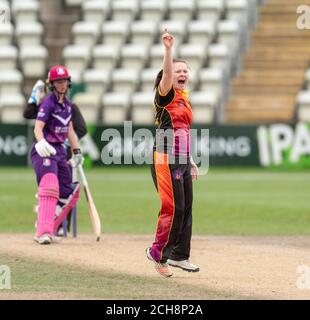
0, 253, 247, 300
0, 166, 309, 236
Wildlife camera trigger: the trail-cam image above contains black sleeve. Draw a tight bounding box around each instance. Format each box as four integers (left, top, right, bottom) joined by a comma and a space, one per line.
72, 104, 88, 139
155, 86, 175, 107
23, 103, 38, 119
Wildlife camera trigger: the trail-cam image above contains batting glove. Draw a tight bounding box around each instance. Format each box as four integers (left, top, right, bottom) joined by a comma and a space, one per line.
35, 139, 57, 158
28, 80, 46, 106
70, 149, 84, 168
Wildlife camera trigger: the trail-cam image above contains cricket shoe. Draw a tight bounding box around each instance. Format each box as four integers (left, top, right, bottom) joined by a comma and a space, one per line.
167, 259, 200, 272
146, 247, 173, 278
34, 233, 52, 245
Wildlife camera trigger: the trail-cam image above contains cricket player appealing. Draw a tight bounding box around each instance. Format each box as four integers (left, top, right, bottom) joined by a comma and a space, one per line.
146, 30, 200, 277
31, 66, 83, 245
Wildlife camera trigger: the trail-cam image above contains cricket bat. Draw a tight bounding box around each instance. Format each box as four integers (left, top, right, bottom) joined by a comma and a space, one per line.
77, 164, 101, 241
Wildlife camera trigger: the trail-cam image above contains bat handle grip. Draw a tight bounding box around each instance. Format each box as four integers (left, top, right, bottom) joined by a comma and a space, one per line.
72, 166, 78, 183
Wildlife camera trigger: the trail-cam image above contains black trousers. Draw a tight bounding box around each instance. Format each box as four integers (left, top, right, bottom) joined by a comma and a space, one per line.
150, 152, 193, 263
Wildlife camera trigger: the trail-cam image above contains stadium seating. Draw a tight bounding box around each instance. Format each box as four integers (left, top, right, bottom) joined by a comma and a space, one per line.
0, 0, 11, 20
199, 68, 227, 102
82, 0, 110, 25
73, 92, 101, 123
83, 69, 110, 95
187, 20, 216, 47
101, 21, 130, 47
15, 21, 43, 47
188, 69, 199, 92
7, 0, 310, 126
140, 0, 167, 23
65, 0, 83, 6
102, 92, 131, 124
139, 68, 158, 92
306, 69, 310, 90
168, 0, 196, 22
55, 0, 266, 124
131, 92, 155, 124
297, 91, 310, 122
196, 0, 225, 23
190, 91, 218, 123
208, 44, 231, 72
0, 93, 26, 123
0, 0, 50, 123
12, 0, 39, 24
149, 44, 166, 69
130, 20, 158, 46
72, 21, 100, 47
0, 69, 23, 94
111, 0, 139, 22
19, 46, 48, 77
217, 20, 240, 50
0, 23, 13, 45
63, 45, 91, 74
120, 44, 149, 71
111, 68, 140, 93
0, 46, 18, 70
226, 0, 310, 123
226, 0, 250, 26
178, 43, 207, 75
92, 44, 120, 72
157, 20, 186, 49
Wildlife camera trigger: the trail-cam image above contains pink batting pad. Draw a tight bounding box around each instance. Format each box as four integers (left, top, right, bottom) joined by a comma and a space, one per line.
53, 183, 80, 234
37, 173, 59, 237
